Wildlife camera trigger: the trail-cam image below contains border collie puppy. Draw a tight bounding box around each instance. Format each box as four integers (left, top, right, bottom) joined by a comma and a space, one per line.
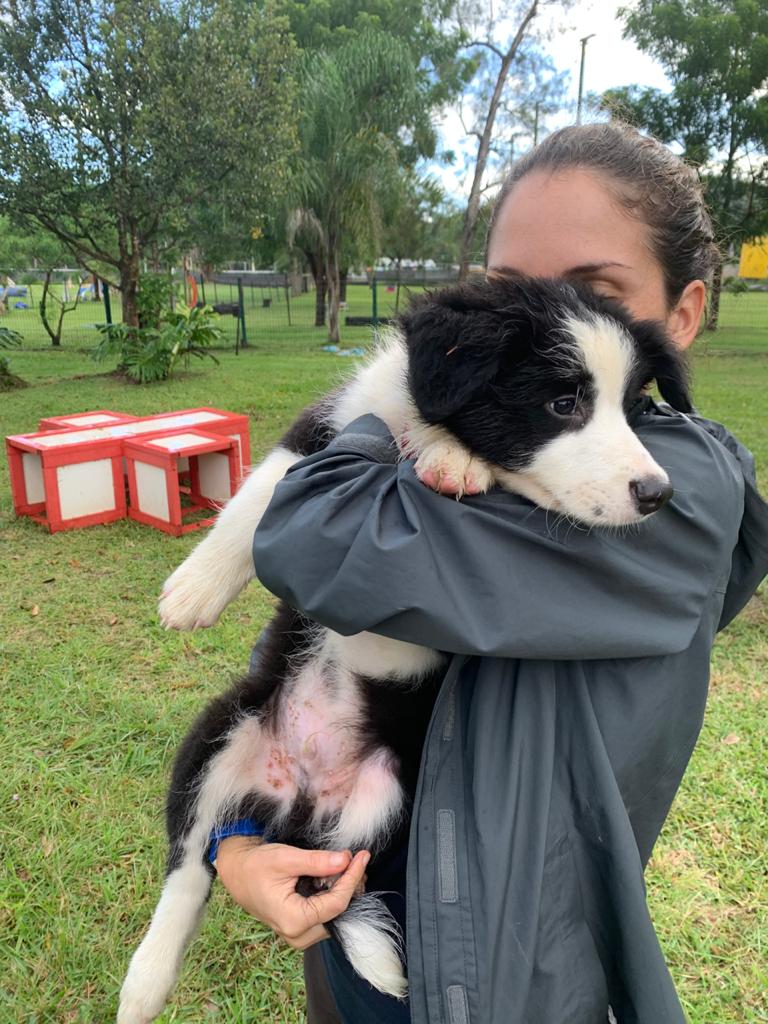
117, 276, 691, 1024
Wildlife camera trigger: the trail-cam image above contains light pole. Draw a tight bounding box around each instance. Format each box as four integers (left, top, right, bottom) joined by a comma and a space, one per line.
576, 33, 595, 125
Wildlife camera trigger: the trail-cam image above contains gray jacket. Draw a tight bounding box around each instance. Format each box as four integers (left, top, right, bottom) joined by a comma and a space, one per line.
252, 401, 768, 1024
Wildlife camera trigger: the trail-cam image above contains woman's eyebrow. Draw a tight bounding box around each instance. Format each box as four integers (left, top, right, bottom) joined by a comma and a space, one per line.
564, 261, 631, 275
488, 261, 631, 276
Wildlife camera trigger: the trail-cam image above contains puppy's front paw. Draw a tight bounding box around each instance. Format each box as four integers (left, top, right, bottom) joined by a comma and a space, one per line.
414, 442, 494, 497
159, 553, 235, 631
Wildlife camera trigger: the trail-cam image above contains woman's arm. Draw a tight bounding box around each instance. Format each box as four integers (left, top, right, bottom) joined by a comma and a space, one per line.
252, 412, 746, 661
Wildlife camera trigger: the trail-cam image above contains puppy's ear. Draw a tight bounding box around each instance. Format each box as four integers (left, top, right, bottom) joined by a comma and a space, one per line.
655, 350, 693, 412
402, 287, 510, 422
634, 320, 694, 413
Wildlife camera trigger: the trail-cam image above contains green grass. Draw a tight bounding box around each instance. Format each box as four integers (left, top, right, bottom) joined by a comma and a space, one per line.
1, 319, 766, 1023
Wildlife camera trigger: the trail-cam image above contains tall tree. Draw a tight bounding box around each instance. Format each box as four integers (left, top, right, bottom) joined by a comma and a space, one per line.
287, 30, 434, 342
0, 0, 297, 326
275, 1, 471, 329
455, 0, 554, 279
603, 0, 768, 327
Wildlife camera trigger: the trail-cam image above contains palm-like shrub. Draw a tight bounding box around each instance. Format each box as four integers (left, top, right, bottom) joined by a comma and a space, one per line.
94, 303, 222, 384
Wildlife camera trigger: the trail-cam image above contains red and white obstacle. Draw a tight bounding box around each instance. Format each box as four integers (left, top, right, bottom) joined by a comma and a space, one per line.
6, 407, 250, 534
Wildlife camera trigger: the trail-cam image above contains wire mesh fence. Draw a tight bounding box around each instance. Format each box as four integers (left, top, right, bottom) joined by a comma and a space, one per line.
1, 268, 766, 351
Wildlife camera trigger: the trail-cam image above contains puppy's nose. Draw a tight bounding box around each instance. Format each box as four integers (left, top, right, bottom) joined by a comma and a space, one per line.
629, 476, 673, 516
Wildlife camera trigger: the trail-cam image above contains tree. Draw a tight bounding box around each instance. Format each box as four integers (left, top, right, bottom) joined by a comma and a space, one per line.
0, 0, 297, 327
603, 0, 768, 327
39, 270, 87, 347
455, 0, 566, 279
380, 171, 446, 306
273, 2, 472, 333
286, 31, 435, 343
280, 0, 473, 121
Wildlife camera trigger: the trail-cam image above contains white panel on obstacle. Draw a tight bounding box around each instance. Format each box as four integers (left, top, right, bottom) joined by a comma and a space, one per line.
57, 460, 116, 520
197, 452, 231, 502
134, 461, 171, 522
22, 452, 45, 504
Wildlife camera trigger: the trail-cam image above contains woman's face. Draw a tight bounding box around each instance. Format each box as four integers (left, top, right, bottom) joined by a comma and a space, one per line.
486, 167, 704, 349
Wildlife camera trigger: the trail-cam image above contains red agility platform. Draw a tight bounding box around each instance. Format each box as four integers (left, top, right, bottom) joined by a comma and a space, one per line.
6, 406, 250, 534
6, 427, 127, 533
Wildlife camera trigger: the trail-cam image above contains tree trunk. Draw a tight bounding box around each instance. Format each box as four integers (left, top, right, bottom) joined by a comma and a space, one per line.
120, 246, 141, 327
706, 259, 723, 332
39, 270, 61, 346
314, 268, 327, 326
326, 241, 341, 344
304, 249, 326, 326
395, 259, 402, 312
459, 0, 539, 281
339, 268, 348, 303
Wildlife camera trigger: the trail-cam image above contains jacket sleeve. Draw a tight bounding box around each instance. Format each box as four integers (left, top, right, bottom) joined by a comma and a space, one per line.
252, 412, 749, 661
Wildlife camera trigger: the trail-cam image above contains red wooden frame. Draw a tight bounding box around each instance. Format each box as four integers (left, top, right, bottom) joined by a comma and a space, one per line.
123, 429, 240, 537
6, 431, 127, 533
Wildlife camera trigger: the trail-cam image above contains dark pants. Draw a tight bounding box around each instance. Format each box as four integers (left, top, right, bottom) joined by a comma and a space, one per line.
304, 943, 342, 1024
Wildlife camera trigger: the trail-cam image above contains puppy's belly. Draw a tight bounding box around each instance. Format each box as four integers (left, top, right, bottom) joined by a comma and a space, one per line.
242, 657, 402, 834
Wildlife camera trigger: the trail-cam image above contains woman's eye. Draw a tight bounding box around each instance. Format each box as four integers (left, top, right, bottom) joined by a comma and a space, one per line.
547, 396, 579, 417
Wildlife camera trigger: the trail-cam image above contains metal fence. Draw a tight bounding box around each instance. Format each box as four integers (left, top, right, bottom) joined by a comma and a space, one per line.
2, 268, 766, 350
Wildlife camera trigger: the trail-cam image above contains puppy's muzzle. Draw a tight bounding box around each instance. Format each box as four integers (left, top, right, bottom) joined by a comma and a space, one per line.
629, 476, 673, 516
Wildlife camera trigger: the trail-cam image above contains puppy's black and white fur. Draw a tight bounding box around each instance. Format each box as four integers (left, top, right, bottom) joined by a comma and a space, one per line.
117, 276, 692, 1024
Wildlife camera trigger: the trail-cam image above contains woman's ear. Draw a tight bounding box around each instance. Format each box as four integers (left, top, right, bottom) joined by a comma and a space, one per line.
402, 288, 510, 422
667, 279, 707, 351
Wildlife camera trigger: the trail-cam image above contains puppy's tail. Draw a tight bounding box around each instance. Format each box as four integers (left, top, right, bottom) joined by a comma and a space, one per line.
327, 892, 407, 999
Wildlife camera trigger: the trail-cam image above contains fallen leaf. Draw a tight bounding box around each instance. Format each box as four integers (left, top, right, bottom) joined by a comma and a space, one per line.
30, 605, 39, 617
68, 558, 81, 569
108, 615, 119, 626
722, 733, 740, 745
41, 835, 54, 857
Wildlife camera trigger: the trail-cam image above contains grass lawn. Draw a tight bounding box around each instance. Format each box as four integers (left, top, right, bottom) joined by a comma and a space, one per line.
1, 313, 766, 1023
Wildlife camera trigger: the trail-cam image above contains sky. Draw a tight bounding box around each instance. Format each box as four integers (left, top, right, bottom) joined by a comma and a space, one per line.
432, 0, 672, 200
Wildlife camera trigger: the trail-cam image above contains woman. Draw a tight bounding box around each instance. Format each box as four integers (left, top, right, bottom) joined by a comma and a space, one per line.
214, 123, 768, 1023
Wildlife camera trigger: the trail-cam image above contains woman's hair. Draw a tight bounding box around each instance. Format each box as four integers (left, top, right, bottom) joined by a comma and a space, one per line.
485, 121, 720, 304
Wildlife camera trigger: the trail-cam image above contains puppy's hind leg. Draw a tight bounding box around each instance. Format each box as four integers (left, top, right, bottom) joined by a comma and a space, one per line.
117, 853, 212, 1024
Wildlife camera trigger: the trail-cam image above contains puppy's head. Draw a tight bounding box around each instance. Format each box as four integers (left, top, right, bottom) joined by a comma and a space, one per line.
401, 275, 692, 526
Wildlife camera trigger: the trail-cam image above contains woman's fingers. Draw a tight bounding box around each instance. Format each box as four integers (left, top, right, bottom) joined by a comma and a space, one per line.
271, 844, 354, 878
215, 838, 372, 953
277, 850, 370, 950
310, 850, 370, 920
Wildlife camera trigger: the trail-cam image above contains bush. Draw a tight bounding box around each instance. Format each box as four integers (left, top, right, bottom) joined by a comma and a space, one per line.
723, 277, 750, 296
94, 303, 222, 384
136, 273, 183, 329
0, 324, 26, 390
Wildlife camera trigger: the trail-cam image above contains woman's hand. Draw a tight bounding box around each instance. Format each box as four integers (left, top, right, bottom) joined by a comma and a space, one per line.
215, 836, 370, 951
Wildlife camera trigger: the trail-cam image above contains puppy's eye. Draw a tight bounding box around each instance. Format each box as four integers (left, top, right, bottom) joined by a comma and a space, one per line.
547, 396, 579, 417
